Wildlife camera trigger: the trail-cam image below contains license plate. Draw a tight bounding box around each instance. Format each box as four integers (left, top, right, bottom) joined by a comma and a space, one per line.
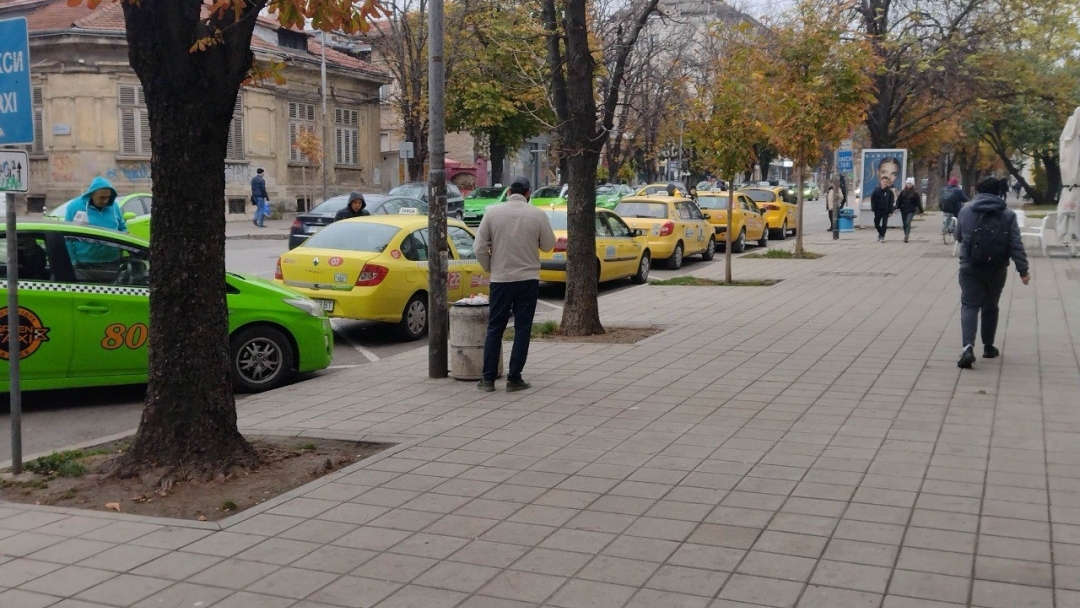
552, 253, 566, 260
305, 225, 323, 234
464, 212, 477, 218
314, 299, 335, 312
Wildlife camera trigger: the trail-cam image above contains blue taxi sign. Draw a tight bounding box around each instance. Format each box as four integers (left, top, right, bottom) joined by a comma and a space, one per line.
0, 18, 33, 146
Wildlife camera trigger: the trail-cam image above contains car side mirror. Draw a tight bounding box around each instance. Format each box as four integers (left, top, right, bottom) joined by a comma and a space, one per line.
632, 228, 646, 237
759, 209, 767, 215
702, 213, 711, 220
123, 212, 137, 220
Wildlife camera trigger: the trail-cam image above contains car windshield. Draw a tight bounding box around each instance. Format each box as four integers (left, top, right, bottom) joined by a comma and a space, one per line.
388, 184, 426, 199
300, 222, 401, 252
741, 189, 777, 203
533, 186, 562, 198
595, 185, 616, 195
310, 195, 351, 214
543, 210, 569, 230
695, 195, 730, 210
467, 187, 503, 199
376, 198, 429, 215
615, 202, 668, 219
45, 201, 70, 217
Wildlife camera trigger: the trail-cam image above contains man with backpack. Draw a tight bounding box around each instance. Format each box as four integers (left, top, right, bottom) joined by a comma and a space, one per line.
955, 177, 1030, 369
940, 176, 968, 235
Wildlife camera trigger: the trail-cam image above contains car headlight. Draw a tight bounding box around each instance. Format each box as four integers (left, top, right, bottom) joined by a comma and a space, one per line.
284, 298, 325, 317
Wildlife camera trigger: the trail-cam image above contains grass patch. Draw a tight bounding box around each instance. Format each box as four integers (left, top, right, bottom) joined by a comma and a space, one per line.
25, 451, 87, 478
295, 442, 318, 451
503, 319, 560, 340
220, 500, 238, 512
650, 277, 780, 286
742, 249, 824, 259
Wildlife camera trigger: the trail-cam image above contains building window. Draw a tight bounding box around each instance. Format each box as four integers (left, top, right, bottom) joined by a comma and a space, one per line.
277, 29, 308, 51
28, 85, 44, 155
118, 84, 150, 157
226, 94, 244, 160
288, 101, 316, 163
379, 84, 390, 102
335, 108, 359, 166
380, 132, 390, 153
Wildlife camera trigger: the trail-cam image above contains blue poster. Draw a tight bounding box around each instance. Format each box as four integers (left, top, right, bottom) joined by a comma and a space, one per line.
859, 149, 906, 209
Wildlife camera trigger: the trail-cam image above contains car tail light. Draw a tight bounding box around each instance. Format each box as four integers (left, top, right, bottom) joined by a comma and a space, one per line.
290, 218, 303, 230
763, 204, 781, 211
356, 264, 389, 286
274, 259, 283, 280
659, 221, 675, 236
553, 237, 568, 253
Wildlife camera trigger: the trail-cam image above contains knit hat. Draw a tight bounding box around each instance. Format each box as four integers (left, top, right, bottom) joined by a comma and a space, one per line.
948, 177, 959, 186
905, 177, 915, 186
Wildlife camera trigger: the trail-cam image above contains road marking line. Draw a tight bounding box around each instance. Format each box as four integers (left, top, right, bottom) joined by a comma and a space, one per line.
539, 300, 563, 312
328, 364, 366, 369
330, 320, 381, 362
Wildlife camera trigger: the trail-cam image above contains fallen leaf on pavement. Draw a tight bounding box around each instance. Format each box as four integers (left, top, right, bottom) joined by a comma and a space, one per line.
105, 502, 121, 512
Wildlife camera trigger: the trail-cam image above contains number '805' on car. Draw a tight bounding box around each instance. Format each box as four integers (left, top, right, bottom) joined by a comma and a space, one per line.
0, 223, 334, 393
275, 215, 490, 341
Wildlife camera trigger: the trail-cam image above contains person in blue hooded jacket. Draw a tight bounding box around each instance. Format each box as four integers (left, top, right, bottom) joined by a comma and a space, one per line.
63, 176, 128, 266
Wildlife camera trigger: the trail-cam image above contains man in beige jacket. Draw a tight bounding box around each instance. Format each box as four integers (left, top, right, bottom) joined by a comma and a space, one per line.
476, 175, 557, 392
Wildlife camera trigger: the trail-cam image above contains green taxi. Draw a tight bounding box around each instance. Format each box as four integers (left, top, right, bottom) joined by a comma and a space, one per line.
45, 192, 152, 241
462, 186, 507, 226
0, 222, 333, 393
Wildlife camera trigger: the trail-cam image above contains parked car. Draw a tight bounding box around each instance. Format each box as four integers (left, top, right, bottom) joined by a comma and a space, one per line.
0, 222, 333, 392
614, 195, 715, 269
288, 193, 427, 250
530, 186, 567, 208
538, 207, 651, 284
388, 182, 465, 221
45, 192, 152, 241
695, 191, 769, 252
277, 215, 487, 340
738, 186, 799, 239
594, 183, 635, 209
802, 182, 820, 201
463, 185, 508, 226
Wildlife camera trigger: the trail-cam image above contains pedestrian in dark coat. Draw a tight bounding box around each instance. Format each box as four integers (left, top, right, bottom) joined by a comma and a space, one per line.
334, 192, 370, 222
870, 181, 896, 242
895, 177, 924, 242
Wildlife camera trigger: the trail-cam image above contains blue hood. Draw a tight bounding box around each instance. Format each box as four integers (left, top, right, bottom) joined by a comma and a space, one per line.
75, 176, 118, 207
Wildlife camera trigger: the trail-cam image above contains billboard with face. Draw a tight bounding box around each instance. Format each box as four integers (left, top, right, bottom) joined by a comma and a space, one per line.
859, 149, 907, 209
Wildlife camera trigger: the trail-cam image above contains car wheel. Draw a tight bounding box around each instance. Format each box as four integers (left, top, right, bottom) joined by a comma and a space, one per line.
775, 221, 788, 240
398, 293, 429, 341
230, 325, 294, 393
666, 242, 684, 270
702, 237, 716, 261
453, 210, 464, 221
757, 225, 769, 247
732, 229, 746, 253
631, 252, 651, 284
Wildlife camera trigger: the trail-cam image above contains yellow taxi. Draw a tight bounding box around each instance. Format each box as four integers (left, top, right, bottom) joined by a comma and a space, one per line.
636, 182, 687, 197
613, 195, 715, 269
695, 191, 769, 252
738, 186, 799, 240
275, 214, 488, 341
538, 207, 651, 284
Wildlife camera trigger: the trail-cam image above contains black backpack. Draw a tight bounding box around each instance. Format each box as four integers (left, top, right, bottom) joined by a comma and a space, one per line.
940, 188, 960, 215
969, 209, 1012, 267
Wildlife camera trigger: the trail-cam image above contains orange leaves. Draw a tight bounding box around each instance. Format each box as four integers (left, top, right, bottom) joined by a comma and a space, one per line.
243, 61, 287, 87
267, 0, 386, 35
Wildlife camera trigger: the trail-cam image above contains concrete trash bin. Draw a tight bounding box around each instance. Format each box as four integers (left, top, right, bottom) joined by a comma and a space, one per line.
449, 302, 502, 380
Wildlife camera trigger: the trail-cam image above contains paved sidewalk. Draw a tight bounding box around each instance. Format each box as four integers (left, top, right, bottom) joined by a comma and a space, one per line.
3, 222, 1080, 608
225, 215, 293, 240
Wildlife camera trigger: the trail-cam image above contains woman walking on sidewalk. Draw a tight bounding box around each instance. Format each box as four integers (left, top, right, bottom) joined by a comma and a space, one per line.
896, 177, 924, 242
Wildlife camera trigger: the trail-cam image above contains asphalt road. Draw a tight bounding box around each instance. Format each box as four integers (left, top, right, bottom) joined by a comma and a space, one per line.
1, 206, 831, 462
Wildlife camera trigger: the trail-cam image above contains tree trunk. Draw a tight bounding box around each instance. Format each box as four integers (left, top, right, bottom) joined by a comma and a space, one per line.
794, 164, 805, 256
490, 142, 507, 185
115, 0, 259, 479
561, 152, 603, 335
1040, 152, 1062, 205
725, 178, 733, 283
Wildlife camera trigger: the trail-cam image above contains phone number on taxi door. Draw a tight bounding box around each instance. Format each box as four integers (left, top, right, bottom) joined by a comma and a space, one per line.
101, 323, 149, 350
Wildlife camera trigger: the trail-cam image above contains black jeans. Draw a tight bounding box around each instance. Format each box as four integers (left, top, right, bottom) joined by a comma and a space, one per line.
959, 265, 1008, 348
901, 212, 915, 237
873, 211, 889, 238
483, 280, 539, 383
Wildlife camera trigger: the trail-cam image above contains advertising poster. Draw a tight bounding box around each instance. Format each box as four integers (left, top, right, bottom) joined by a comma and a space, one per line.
859, 149, 907, 210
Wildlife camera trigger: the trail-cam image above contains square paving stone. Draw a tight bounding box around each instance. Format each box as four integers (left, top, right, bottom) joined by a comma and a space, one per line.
128, 527, 213, 551
74, 574, 172, 606
549, 579, 637, 608
0, 532, 66, 557
130, 552, 222, 580
424, 515, 500, 538
414, 561, 503, 593
687, 524, 761, 550
75, 544, 168, 573
375, 584, 468, 608
291, 546, 377, 575
351, 553, 437, 583
245, 566, 338, 599
389, 533, 469, 559
736, 551, 817, 582
888, 570, 970, 604
20, 566, 117, 597
278, 519, 359, 545
480, 570, 567, 603
667, 544, 744, 572
511, 548, 592, 577
796, 585, 882, 608
0, 558, 62, 587
34, 517, 112, 538
29, 539, 116, 565
975, 555, 1052, 587
809, 560, 891, 594
307, 576, 400, 608
458, 597, 536, 608
624, 588, 710, 608
131, 582, 232, 608
565, 511, 637, 534
235, 537, 322, 565
0, 588, 64, 608
540, 529, 615, 554
449, 541, 529, 568
625, 518, 698, 541
718, 573, 804, 607
822, 539, 898, 568
602, 536, 680, 562
971, 580, 1053, 608
481, 522, 556, 546
181, 532, 267, 557
333, 526, 412, 551
317, 503, 390, 525
647, 564, 729, 597
578, 555, 658, 586
752, 531, 827, 558
188, 558, 280, 589
203, 591, 296, 608
226, 514, 304, 537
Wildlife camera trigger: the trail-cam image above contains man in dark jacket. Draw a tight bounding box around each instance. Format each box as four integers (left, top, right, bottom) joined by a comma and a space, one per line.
895, 177, 924, 242
251, 168, 269, 228
334, 192, 370, 222
955, 177, 1030, 368
870, 181, 896, 242
940, 177, 968, 235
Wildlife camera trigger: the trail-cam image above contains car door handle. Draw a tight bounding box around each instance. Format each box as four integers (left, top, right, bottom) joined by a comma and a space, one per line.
77, 305, 110, 314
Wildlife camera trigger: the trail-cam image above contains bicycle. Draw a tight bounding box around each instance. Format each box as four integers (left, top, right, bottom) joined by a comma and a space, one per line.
942, 214, 957, 245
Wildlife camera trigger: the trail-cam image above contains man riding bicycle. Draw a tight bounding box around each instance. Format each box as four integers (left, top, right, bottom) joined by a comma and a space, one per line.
941, 177, 969, 238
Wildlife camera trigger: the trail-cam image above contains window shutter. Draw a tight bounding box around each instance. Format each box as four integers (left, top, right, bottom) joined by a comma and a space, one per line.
289, 121, 299, 163
226, 95, 244, 160
120, 108, 137, 155
119, 84, 137, 105
138, 109, 151, 156
32, 107, 43, 154
335, 127, 343, 164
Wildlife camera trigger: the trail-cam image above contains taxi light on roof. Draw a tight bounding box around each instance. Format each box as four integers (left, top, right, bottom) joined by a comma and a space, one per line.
659, 221, 675, 237
356, 264, 389, 286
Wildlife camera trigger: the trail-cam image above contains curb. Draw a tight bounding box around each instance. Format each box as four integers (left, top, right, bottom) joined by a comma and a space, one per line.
226, 233, 290, 241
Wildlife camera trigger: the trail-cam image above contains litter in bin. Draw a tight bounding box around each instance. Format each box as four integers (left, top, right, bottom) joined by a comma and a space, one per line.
454, 294, 490, 306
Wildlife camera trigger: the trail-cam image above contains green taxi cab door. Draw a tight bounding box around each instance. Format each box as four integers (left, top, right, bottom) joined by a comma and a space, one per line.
58, 233, 151, 379
0, 231, 75, 389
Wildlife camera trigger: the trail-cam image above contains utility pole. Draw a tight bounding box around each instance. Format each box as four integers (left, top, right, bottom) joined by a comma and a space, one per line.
320, 31, 329, 205
427, 0, 448, 377
677, 120, 684, 187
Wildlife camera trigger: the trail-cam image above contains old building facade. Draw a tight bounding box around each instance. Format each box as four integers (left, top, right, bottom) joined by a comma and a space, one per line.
1, 0, 390, 214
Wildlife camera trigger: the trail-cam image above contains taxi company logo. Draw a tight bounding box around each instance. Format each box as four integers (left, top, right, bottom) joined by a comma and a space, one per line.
312, 257, 319, 266
0, 306, 51, 360
328, 257, 343, 267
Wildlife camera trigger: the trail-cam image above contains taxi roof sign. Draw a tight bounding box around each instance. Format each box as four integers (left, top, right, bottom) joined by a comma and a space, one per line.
0, 18, 34, 146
